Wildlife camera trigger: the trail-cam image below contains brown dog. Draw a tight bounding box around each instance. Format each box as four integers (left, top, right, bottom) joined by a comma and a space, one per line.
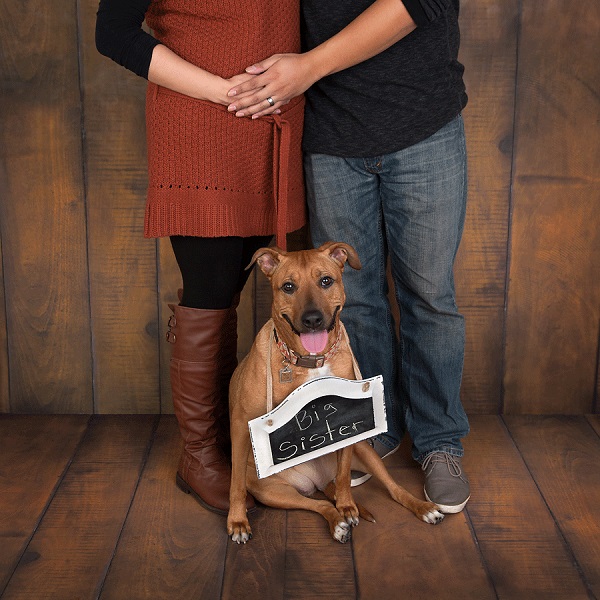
227, 242, 443, 544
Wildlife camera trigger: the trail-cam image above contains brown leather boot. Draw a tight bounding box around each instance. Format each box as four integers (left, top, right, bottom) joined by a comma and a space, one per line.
214, 294, 240, 458
167, 302, 254, 515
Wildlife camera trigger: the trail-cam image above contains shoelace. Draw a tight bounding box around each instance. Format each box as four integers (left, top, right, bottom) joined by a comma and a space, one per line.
422, 451, 465, 479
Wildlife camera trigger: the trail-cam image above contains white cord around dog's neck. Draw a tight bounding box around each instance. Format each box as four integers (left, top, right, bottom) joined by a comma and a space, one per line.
267, 325, 275, 412
343, 323, 363, 379
265, 320, 362, 413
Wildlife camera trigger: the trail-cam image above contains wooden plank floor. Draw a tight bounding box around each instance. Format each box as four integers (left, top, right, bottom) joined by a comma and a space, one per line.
0, 414, 598, 599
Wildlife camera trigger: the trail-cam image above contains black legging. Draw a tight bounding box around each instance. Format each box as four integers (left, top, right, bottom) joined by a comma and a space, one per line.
170, 235, 272, 309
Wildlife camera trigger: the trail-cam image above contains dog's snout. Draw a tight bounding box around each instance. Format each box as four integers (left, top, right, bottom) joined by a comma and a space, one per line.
301, 309, 324, 331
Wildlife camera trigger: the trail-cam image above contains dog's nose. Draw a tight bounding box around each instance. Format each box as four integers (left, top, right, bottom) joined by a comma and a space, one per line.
301, 310, 324, 331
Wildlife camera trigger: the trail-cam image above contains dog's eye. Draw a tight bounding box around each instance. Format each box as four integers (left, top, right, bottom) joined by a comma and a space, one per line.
320, 276, 334, 288
282, 282, 296, 294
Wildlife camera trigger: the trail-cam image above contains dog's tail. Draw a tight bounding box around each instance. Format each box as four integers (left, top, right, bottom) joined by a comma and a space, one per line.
356, 503, 376, 523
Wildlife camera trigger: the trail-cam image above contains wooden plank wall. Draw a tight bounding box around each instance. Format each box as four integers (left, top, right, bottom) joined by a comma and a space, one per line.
0, 0, 598, 415
503, 1, 600, 413
0, 2, 93, 412
456, 0, 518, 413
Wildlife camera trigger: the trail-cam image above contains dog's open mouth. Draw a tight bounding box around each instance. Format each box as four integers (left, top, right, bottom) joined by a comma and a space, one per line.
281, 307, 340, 355
299, 331, 329, 354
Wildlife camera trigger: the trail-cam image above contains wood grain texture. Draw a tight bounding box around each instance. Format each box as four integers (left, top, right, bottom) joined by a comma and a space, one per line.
464, 415, 590, 598
505, 415, 600, 598
455, 0, 519, 413
504, 1, 600, 413
0, 242, 8, 412
0, 0, 92, 412
462, 306, 504, 413
2, 415, 599, 598
596, 335, 600, 414
1, 2, 599, 416
456, 0, 517, 308
352, 466, 495, 600
587, 414, 600, 437
1, 415, 156, 599
100, 416, 229, 599
221, 507, 287, 600
80, 0, 161, 413
0, 415, 88, 594
284, 509, 356, 599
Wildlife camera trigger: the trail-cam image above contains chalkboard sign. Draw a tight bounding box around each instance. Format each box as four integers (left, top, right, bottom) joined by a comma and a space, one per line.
249, 375, 386, 479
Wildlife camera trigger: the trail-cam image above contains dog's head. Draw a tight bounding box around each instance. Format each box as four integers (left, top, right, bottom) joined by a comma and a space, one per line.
249, 242, 361, 356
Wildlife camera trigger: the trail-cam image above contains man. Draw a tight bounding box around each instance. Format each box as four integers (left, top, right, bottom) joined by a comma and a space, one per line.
228, 0, 470, 513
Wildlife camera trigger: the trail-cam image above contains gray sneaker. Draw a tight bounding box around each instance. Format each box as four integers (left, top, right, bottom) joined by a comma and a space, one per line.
350, 438, 400, 487
422, 451, 470, 513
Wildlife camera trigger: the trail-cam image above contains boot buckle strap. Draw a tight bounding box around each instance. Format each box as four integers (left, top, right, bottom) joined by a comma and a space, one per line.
166, 314, 177, 343
167, 315, 177, 344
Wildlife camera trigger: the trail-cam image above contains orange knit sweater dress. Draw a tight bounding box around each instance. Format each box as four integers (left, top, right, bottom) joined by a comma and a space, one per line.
143, 0, 306, 246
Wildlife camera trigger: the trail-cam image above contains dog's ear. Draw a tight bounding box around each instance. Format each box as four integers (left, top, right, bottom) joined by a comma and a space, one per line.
247, 247, 285, 277
319, 242, 362, 271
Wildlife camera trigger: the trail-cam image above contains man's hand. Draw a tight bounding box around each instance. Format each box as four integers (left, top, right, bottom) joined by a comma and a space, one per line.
213, 72, 259, 106
227, 53, 319, 118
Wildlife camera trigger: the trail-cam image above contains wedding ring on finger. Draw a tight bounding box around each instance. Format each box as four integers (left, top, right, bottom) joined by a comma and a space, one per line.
266, 96, 275, 107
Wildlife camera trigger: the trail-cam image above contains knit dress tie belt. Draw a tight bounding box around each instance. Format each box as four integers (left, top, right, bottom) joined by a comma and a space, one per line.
144, 83, 304, 242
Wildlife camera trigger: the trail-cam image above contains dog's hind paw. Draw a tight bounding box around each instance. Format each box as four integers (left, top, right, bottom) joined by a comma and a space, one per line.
333, 521, 352, 544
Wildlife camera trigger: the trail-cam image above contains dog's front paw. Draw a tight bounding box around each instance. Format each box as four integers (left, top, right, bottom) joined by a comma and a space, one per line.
337, 503, 360, 527
227, 519, 253, 544
418, 502, 445, 525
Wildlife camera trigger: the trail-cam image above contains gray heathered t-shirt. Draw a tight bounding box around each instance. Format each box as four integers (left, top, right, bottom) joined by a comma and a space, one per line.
301, 0, 468, 158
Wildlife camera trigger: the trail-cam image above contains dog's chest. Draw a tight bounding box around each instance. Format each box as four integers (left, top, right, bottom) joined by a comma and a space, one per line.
275, 362, 333, 388
300, 363, 333, 383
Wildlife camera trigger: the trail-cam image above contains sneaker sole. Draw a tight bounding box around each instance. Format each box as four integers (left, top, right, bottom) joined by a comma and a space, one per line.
379, 444, 400, 460
350, 471, 372, 487
424, 489, 470, 514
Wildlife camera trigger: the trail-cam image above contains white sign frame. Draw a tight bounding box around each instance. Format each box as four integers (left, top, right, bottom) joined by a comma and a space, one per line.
249, 375, 386, 479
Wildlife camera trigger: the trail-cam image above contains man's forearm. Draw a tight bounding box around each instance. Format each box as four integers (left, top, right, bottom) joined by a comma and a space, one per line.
306, 0, 417, 81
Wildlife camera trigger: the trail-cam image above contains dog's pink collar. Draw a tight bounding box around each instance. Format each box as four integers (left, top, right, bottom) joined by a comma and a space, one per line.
273, 326, 343, 368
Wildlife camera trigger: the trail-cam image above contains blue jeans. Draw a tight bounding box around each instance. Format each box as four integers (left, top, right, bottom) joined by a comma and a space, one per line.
305, 115, 470, 462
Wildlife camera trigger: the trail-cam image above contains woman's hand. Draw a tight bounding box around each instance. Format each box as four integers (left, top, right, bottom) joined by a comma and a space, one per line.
227, 53, 319, 118
212, 72, 259, 106
148, 45, 261, 106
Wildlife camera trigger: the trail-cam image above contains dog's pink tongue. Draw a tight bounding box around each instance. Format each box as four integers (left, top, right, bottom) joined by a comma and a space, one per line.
300, 331, 329, 354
